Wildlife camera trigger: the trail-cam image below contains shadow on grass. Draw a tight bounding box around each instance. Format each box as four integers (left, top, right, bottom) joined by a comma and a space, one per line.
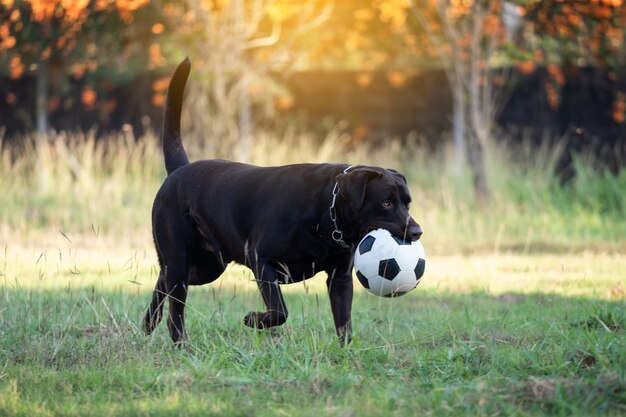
0, 286, 624, 416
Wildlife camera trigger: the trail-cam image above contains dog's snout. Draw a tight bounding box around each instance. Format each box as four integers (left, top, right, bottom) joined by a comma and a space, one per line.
407, 223, 423, 241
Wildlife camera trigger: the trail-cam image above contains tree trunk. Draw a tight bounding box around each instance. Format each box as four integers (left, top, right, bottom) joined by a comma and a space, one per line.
466, 127, 489, 205
451, 84, 466, 166
35, 57, 50, 193
36, 57, 49, 141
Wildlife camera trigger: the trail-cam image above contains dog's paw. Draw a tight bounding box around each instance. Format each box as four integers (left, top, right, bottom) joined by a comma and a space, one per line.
244, 311, 267, 329
244, 311, 287, 328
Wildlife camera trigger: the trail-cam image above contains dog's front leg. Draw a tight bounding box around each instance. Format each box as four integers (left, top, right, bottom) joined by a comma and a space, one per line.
327, 268, 353, 346
245, 263, 288, 329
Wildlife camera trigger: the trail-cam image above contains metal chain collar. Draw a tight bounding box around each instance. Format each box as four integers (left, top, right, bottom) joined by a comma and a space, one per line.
329, 165, 354, 248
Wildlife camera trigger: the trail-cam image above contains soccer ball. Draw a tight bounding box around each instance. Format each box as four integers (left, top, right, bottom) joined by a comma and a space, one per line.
353, 228, 426, 297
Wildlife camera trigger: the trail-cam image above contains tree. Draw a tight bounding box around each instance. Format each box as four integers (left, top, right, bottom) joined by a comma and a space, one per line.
407, 0, 520, 203
0, 0, 157, 139
229, 0, 518, 202
158, 0, 333, 162
522, 0, 626, 67
519, 0, 626, 119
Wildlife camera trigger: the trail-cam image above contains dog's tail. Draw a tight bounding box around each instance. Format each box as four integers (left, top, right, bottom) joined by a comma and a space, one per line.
162, 57, 191, 175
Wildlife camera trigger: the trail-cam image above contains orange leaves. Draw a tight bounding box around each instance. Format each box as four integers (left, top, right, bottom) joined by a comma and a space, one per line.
525, 0, 626, 68
163, 3, 177, 17
151, 93, 165, 107
356, 72, 373, 88
543, 65, 565, 111
9, 55, 24, 79
547, 64, 565, 86
151, 23, 164, 34
107, 0, 150, 15
605, 26, 623, 49
517, 61, 536, 74
484, 13, 504, 38
9, 7, 20, 21
71, 63, 86, 79
103, 0, 150, 23
589, 2, 619, 19
376, 0, 410, 29
386, 70, 407, 88
544, 82, 559, 110
151, 77, 169, 108
1, 0, 152, 76
268, 0, 302, 22
60, 0, 89, 21
118, 0, 149, 10
148, 43, 165, 69
29, 0, 58, 22
445, 0, 473, 19
81, 86, 97, 109
275, 95, 294, 111
0, 22, 16, 49
354, 8, 375, 22
12, 0, 149, 26
152, 77, 169, 93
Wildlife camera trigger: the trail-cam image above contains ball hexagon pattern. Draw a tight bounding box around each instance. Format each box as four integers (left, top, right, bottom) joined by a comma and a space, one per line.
379, 258, 400, 280
354, 228, 426, 297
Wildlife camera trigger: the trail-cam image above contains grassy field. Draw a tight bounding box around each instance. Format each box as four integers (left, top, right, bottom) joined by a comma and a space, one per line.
1, 242, 625, 416
0, 132, 625, 416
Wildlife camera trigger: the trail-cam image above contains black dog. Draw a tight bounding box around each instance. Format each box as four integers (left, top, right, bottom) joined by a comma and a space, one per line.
143, 58, 422, 345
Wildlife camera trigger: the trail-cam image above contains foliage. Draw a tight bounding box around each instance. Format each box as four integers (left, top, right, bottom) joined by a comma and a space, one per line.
0, 0, 162, 133
522, 0, 626, 67
0, 0, 160, 77
3, 1, 626, 143
514, 0, 626, 122
153, 0, 343, 160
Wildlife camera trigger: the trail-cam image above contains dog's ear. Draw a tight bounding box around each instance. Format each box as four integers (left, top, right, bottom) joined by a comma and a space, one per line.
336, 168, 382, 212
387, 169, 407, 185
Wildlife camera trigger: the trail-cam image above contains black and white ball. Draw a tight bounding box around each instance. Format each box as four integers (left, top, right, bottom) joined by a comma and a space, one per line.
354, 228, 426, 297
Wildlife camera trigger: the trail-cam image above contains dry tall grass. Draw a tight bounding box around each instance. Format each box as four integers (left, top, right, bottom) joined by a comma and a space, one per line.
1, 129, 625, 254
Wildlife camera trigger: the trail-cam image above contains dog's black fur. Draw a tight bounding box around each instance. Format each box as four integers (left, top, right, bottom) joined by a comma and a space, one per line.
143, 58, 422, 345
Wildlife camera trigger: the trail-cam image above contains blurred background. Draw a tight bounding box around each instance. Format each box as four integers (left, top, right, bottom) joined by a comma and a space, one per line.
1, 0, 625, 253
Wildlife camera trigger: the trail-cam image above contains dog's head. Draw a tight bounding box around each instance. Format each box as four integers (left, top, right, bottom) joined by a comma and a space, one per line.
336, 166, 422, 243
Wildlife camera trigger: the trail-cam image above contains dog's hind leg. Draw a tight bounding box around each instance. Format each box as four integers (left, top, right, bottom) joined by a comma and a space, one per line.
151, 211, 194, 344
244, 263, 289, 329
143, 270, 167, 334
164, 263, 190, 344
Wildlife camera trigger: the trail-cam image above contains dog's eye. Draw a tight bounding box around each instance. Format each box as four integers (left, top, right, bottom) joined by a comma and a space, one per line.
382, 200, 393, 208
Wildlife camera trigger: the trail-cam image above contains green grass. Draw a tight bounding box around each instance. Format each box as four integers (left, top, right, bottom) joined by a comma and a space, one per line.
0, 243, 625, 416
1, 130, 625, 415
